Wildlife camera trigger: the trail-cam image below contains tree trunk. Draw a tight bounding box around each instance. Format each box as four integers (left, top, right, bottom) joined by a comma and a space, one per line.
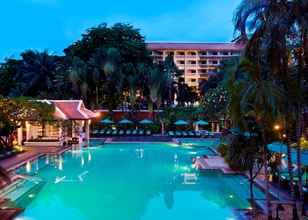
96, 86, 99, 107
286, 123, 299, 220
295, 27, 306, 215
148, 101, 154, 120
261, 132, 272, 220
249, 167, 255, 212
296, 105, 304, 212
0, 136, 10, 149
286, 131, 295, 197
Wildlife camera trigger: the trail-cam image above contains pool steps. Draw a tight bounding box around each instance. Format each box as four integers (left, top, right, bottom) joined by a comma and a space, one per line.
0, 175, 46, 208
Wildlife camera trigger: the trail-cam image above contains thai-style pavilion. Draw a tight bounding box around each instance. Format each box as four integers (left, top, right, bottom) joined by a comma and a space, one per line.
17, 100, 98, 147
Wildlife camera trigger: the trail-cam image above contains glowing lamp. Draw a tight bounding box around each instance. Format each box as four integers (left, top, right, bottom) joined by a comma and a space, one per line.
274, 124, 281, 131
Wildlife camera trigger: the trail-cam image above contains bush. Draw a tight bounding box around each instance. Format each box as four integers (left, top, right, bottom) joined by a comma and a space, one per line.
217, 143, 228, 157
148, 124, 161, 133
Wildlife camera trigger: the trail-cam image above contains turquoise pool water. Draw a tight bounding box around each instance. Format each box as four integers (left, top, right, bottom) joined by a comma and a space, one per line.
14, 142, 264, 220
178, 138, 221, 149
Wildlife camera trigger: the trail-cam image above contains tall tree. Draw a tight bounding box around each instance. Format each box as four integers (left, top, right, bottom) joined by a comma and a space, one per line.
234, 1, 308, 218
64, 23, 153, 108
0, 50, 69, 99
0, 97, 54, 149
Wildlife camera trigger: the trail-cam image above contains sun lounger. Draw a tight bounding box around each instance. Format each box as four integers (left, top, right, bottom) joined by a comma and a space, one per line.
188, 131, 195, 136
99, 129, 105, 135
146, 130, 151, 136
126, 130, 131, 135
112, 130, 118, 135
118, 130, 124, 135
195, 131, 201, 137
139, 130, 144, 135
175, 131, 182, 137
182, 131, 188, 137
132, 129, 138, 135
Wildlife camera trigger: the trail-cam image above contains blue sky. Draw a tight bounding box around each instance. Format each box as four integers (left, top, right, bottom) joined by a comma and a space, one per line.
0, 0, 241, 61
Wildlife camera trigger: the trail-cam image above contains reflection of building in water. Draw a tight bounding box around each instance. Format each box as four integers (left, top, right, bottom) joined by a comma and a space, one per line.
136, 148, 144, 159
163, 188, 174, 210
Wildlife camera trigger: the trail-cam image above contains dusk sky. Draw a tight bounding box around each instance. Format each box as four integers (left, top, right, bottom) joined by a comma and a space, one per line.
0, 0, 241, 61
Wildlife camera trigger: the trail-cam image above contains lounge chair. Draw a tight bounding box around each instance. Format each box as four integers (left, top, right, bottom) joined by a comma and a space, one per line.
112, 130, 118, 135
119, 130, 125, 135
92, 130, 98, 135
132, 129, 138, 135
188, 131, 195, 137
126, 130, 132, 135
175, 131, 182, 137
99, 129, 105, 135
208, 131, 214, 138
195, 131, 201, 137
182, 131, 188, 137
146, 130, 151, 136
139, 130, 144, 135
105, 129, 111, 135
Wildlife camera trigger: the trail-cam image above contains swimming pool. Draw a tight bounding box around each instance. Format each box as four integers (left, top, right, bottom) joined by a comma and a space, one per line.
12, 142, 264, 220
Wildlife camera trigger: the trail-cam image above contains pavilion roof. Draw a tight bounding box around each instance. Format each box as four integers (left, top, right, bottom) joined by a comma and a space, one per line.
43, 100, 97, 120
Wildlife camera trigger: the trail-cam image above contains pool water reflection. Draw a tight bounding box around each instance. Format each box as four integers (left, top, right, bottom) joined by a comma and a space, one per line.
15, 142, 264, 220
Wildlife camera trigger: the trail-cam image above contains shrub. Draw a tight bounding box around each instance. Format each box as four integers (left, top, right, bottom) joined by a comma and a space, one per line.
217, 143, 228, 157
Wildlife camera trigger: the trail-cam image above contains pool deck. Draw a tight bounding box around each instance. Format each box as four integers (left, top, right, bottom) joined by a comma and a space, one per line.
0, 207, 24, 220
195, 156, 237, 174
0, 146, 72, 172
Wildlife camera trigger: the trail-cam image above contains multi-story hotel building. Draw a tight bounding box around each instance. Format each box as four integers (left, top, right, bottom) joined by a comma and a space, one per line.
147, 42, 243, 91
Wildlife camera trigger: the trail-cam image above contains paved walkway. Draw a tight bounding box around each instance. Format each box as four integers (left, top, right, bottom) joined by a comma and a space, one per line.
195, 156, 237, 174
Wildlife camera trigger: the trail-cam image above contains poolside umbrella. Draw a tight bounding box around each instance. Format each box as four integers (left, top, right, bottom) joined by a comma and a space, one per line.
267, 142, 288, 154
268, 142, 308, 186
194, 120, 209, 125
139, 119, 154, 125
174, 120, 189, 126
118, 118, 133, 124
229, 127, 242, 135
100, 118, 114, 124
194, 120, 208, 131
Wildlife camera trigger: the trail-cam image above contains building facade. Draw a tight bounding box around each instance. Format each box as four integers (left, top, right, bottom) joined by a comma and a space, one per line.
147, 42, 243, 91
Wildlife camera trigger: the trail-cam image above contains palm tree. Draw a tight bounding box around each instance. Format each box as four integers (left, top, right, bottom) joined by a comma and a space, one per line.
234, 1, 308, 218
9, 50, 66, 98
148, 67, 163, 118
224, 131, 263, 215
68, 57, 89, 102
223, 58, 286, 219
163, 55, 180, 105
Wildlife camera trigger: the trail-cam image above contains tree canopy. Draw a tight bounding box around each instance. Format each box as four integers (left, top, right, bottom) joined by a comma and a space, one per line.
0, 23, 196, 110
0, 97, 54, 148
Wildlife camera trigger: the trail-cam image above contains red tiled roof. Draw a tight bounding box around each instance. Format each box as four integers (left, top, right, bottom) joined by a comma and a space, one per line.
147, 42, 244, 51
50, 100, 97, 120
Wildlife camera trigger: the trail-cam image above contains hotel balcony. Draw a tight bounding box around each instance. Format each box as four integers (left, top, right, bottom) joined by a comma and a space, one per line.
174, 55, 186, 59
174, 54, 239, 60
198, 73, 209, 78
198, 64, 208, 68
185, 64, 198, 67
199, 54, 234, 57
